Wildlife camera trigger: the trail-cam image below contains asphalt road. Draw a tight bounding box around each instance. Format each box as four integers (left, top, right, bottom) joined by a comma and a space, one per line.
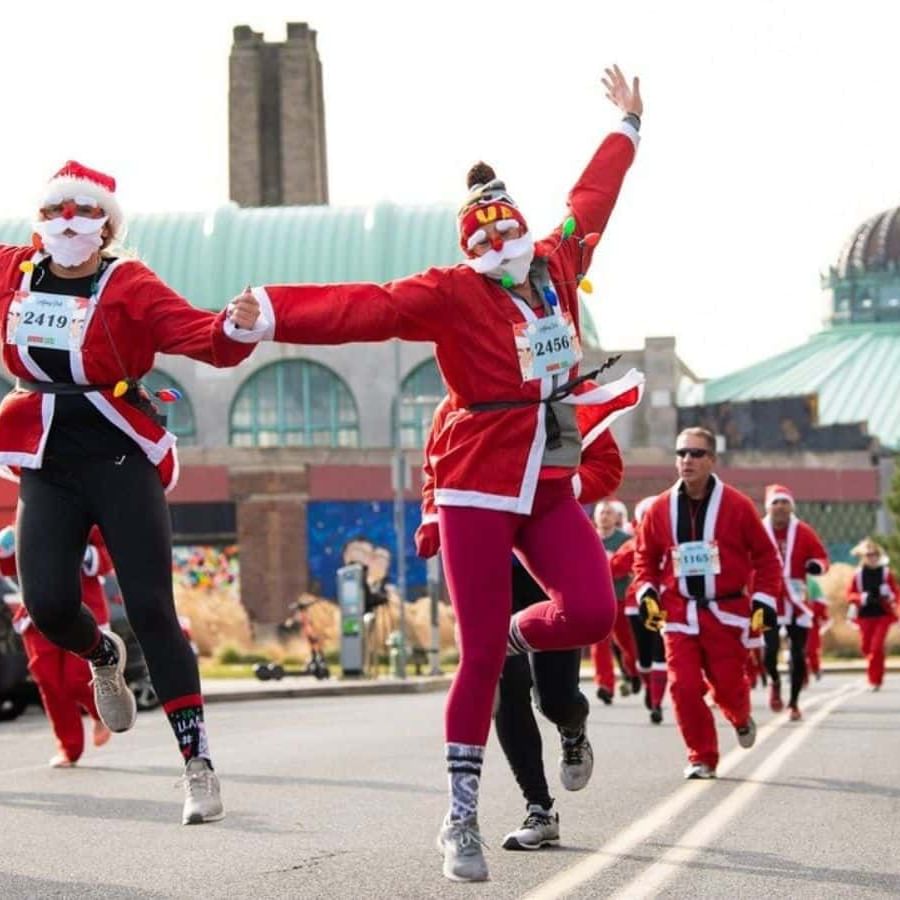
0, 673, 897, 899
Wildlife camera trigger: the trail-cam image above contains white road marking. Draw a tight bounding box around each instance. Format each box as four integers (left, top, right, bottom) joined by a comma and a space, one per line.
521, 684, 850, 900
609, 682, 863, 899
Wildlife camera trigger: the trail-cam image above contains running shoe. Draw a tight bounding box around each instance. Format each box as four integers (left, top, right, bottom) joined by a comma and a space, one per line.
559, 728, 594, 791
436, 815, 488, 882
736, 717, 757, 748
768, 681, 784, 712
630, 675, 643, 695
649, 706, 663, 725
181, 757, 224, 825
618, 677, 632, 697
89, 631, 137, 733
49, 753, 75, 768
788, 706, 802, 722
596, 686, 613, 705
502, 805, 560, 851
683, 763, 716, 780
92, 720, 111, 748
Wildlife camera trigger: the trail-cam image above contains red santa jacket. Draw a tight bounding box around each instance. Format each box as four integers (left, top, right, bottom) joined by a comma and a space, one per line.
420, 381, 626, 522
633, 475, 784, 636
254, 125, 642, 514
847, 566, 898, 620
761, 514, 829, 625
609, 538, 641, 614
0, 524, 113, 632
0, 247, 258, 491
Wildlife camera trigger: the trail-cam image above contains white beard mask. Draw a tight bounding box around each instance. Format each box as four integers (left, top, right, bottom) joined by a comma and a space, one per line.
34, 218, 106, 268
464, 232, 535, 286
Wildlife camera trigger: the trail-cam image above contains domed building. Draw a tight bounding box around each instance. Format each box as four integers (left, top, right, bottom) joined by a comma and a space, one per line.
691, 204, 900, 451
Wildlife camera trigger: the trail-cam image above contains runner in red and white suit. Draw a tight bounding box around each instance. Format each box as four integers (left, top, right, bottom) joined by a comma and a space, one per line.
417, 382, 628, 850
238, 67, 644, 883
760, 484, 829, 720
589, 500, 638, 705
633, 428, 784, 779
609, 495, 668, 723
0, 524, 113, 766
846, 538, 898, 690
0, 160, 262, 825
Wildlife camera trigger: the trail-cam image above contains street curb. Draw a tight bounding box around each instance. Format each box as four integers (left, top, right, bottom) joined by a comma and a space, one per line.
202, 675, 454, 704
201, 663, 892, 705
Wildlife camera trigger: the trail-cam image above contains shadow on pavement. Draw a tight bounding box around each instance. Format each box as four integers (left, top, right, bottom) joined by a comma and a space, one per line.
0, 872, 167, 898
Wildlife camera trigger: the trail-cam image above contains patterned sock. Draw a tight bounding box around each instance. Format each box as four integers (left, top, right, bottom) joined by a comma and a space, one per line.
506, 613, 533, 656
85, 632, 118, 667
446, 742, 484, 822
163, 694, 211, 764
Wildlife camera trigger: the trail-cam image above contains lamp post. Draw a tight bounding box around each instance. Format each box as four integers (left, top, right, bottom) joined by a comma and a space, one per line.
392, 339, 408, 679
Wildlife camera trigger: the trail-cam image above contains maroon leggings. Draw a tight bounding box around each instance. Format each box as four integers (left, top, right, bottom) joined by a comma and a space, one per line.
439, 477, 616, 746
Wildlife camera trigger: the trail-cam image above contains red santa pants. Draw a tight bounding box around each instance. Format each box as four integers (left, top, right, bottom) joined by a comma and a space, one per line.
439, 476, 616, 746
23, 627, 100, 763
665, 610, 751, 769
858, 616, 892, 687
591, 607, 637, 690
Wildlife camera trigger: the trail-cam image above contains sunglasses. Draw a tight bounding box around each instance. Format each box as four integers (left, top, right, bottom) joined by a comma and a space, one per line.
675, 448, 709, 459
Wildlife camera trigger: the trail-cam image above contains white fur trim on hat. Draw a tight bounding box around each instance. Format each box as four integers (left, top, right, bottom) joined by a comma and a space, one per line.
40, 176, 124, 239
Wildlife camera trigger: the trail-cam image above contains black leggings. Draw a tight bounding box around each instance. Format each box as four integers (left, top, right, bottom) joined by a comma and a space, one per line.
628, 613, 665, 670
494, 564, 587, 809
764, 622, 808, 707
18, 454, 200, 704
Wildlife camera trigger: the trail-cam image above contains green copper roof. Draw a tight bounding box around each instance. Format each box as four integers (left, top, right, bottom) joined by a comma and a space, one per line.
0, 204, 600, 345
699, 322, 900, 449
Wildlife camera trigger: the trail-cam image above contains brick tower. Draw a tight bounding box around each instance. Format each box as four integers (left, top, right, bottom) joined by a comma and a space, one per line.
229, 22, 329, 207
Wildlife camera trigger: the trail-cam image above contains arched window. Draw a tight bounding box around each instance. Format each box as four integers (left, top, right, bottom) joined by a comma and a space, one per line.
396, 358, 446, 449
230, 360, 360, 448
142, 370, 196, 445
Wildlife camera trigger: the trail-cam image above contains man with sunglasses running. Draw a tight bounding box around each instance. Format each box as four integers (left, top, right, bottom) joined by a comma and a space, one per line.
633, 428, 783, 779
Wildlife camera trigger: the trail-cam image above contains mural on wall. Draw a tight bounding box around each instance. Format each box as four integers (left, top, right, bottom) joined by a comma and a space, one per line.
307, 500, 426, 600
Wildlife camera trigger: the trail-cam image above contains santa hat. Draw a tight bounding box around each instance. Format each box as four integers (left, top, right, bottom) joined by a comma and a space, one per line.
458, 170, 528, 256
40, 160, 124, 238
764, 484, 794, 508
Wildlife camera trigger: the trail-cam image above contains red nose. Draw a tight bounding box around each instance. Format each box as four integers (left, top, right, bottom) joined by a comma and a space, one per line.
491, 237, 504, 252
61, 201, 77, 220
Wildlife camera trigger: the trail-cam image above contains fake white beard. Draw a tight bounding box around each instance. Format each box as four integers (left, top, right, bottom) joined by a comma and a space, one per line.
34, 221, 104, 268
464, 232, 535, 285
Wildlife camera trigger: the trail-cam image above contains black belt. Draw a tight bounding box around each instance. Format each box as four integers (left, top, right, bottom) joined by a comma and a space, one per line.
691, 592, 745, 609
16, 379, 114, 395
466, 358, 621, 450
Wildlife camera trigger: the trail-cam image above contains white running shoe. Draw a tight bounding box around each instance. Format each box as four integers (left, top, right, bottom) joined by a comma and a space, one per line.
559, 729, 594, 791
49, 753, 75, 768
436, 815, 489, 882
502, 805, 560, 851
181, 757, 224, 825
683, 763, 717, 780
89, 631, 137, 733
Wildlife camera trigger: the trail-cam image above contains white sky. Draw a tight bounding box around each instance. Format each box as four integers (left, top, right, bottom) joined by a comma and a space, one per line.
3, 0, 898, 378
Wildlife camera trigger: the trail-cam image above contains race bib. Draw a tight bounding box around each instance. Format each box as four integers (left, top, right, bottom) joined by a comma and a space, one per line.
787, 578, 807, 603
6, 291, 91, 351
672, 540, 721, 578
514, 312, 582, 382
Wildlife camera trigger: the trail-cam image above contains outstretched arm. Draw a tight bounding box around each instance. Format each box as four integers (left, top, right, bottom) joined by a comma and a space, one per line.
241, 267, 449, 347
555, 65, 642, 268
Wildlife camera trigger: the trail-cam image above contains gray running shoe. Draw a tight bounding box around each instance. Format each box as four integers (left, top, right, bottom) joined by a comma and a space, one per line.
559, 729, 594, 791
436, 815, 488, 882
736, 716, 757, 749
683, 763, 717, 780
181, 757, 224, 825
89, 631, 136, 733
502, 805, 560, 851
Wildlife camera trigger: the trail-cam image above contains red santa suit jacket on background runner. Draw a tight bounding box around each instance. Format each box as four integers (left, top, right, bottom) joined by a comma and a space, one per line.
633, 475, 784, 637
761, 514, 829, 626
419, 380, 628, 522
0, 248, 257, 492
0, 525, 112, 632
250, 124, 642, 515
